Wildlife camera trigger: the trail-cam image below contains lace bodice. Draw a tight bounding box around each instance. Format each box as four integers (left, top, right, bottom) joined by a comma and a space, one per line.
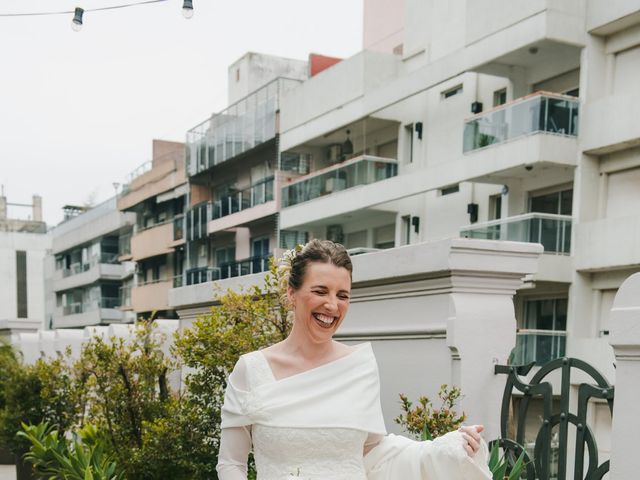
244, 351, 369, 480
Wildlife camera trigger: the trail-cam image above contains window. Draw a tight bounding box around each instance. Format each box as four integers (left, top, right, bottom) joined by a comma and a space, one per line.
403, 124, 414, 164
374, 224, 395, 249
440, 184, 460, 196
493, 88, 507, 107
513, 298, 567, 365
345, 230, 368, 250
402, 215, 411, 246
16, 251, 27, 318
441, 84, 463, 99
280, 230, 308, 249
489, 194, 502, 220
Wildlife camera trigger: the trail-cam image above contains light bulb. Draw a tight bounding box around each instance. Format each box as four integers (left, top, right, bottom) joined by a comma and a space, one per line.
182, 0, 194, 19
71, 7, 84, 32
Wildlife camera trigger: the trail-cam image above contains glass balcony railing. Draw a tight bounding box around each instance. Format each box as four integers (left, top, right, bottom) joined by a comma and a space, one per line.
282, 155, 398, 208
119, 233, 132, 256
119, 285, 132, 307
510, 329, 567, 366
62, 297, 120, 315
61, 253, 121, 277
460, 213, 572, 254
463, 92, 579, 152
212, 178, 275, 220
187, 78, 301, 177
173, 215, 185, 241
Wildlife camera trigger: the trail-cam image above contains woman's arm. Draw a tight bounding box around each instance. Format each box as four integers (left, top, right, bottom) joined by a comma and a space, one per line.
216, 426, 252, 480
217, 356, 252, 479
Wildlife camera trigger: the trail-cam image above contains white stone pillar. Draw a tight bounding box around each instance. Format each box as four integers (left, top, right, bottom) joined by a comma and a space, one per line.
609, 272, 640, 479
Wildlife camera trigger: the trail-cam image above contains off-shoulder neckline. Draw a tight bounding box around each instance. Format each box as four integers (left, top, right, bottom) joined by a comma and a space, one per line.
256, 342, 372, 383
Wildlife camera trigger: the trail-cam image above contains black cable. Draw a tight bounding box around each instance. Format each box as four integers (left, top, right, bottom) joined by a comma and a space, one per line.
0, 0, 169, 17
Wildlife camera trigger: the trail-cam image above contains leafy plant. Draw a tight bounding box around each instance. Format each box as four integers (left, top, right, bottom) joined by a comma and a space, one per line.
394, 385, 466, 440
487, 441, 527, 480
18, 421, 124, 480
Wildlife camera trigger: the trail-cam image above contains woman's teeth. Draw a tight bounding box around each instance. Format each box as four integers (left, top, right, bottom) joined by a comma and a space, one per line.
313, 313, 335, 327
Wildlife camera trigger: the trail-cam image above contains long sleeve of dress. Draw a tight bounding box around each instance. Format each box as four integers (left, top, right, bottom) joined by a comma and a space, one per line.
363, 431, 492, 480
217, 358, 252, 480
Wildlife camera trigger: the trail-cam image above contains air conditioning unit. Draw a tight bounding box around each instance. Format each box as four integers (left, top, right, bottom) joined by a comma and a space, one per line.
326, 224, 344, 244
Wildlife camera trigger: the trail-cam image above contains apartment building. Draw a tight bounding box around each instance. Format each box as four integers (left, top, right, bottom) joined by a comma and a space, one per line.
48, 198, 135, 328
0, 194, 50, 338
182, 53, 309, 288
273, 0, 640, 465
117, 140, 186, 320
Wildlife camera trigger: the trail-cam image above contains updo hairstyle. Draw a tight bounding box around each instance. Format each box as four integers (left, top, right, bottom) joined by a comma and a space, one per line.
287, 239, 353, 291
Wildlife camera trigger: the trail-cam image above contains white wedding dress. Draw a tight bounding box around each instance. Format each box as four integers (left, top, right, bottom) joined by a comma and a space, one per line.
217, 343, 491, 480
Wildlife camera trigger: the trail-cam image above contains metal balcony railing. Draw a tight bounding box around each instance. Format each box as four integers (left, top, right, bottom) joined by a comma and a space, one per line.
463, 92, 579, 152
219, 254, 271, 279
185, 267, 220, 286
510, 329, 567, 366
282, 155, 398, 208
212, 178, 275, 220
460, 213, 572, 254
187, 78, 301, 176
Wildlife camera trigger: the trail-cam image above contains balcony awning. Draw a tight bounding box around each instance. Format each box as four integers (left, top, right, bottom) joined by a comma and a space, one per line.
156, 184, 188, 204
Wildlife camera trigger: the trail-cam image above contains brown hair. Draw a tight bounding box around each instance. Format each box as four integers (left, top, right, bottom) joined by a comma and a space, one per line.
288, 239, 353, 290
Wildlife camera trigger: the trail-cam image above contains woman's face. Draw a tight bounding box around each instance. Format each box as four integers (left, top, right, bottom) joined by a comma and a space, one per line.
288, 261, 352, 343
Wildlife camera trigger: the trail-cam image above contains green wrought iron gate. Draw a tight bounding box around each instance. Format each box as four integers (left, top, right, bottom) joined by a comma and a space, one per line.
492, 357, 614, 479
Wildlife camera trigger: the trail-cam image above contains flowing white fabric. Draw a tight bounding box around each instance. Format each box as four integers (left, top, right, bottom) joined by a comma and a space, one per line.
221, 343, 386, 434
217, 342, 492, 480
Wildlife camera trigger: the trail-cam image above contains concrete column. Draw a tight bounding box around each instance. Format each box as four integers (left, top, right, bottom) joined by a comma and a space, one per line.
32, 195, 43, 222
608, 272, 640, 479
0, 196, 6, 220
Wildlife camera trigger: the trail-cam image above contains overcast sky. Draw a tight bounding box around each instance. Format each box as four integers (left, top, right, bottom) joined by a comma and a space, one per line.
0, 0, 363, 226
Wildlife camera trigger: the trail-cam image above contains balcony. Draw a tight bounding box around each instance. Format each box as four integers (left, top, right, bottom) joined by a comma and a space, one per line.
186, 267, 220, 286
212, 178, 274, 220
55, 299, 124, 328
131, 280, 172, 313
510, 329, 567, 366
131, 221, 175, 261
219, 254, 271, 279
187, 78, 301, 177
54, 255, 124, 293
119, 233, 132, 260
463, 93, 579, 153
460, 213, 572, 254
185, 255, 272, 286
207, 176, 281, 235
282, 155, 398, 208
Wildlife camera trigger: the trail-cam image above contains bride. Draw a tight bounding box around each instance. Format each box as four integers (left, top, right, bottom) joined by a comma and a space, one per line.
217, 240, 492, 479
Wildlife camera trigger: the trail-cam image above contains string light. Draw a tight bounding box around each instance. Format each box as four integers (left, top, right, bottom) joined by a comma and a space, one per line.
182, 0, 194, 19
0, 0, 194, 30
71, 7, 84, 32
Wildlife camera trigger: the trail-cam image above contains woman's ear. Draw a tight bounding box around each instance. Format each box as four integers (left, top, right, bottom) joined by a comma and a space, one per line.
287, 285, 296, 309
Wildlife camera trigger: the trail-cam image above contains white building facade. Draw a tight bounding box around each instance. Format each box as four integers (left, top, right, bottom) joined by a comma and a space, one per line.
47, 198, 136, 328
0, 195, 50, 337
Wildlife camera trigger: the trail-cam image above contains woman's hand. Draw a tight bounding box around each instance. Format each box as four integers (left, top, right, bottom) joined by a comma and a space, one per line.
458, 424, 484, 457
